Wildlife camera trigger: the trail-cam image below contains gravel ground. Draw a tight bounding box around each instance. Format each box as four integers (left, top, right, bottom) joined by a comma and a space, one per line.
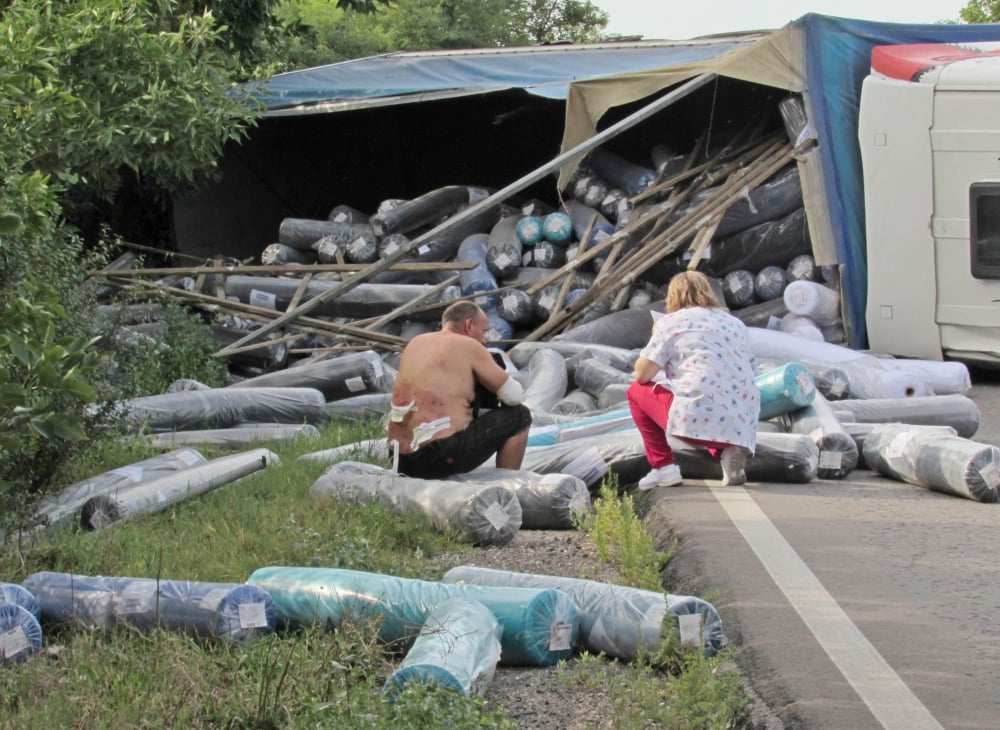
432, 526, 783, 729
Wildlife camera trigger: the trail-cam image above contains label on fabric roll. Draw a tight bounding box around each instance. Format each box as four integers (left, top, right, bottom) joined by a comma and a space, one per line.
502, 294, 518, 309
109, 466, 143, 483
796, 372, 815, 396
548, 622, 573, 651
569, 492, 589, 516
199, 588, 231, 611
178, 449, 202, 466
371, 358, 384, 378
238, 602, 268, 629
495, 253, 510, 268
345, 376, 365, 392
767, 316, 782, 330
249, 289, 277, 310
539, 295, 554, 309
888, 432, 912, 460
384, 242, 399, 256
468, 187, 489, 203
333, 212, 348, 222
483, 502, 509, 531
0, 627, 29, 659
350, 236, 367, 252
678, 613, 702, 649
818, 450, 843, 470
116, 585, 154, 615
417, 245, 430, 256
979, 461, 1000, 488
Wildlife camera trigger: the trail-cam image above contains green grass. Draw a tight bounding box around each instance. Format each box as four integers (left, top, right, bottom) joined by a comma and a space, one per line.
0, 421, 749, 728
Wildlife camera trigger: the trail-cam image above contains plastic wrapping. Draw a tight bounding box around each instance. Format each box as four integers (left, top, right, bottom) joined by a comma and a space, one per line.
310, 461, 522, 546
783, 281, 841, 325
880, 359, 971, 396
528, 409, 633, 446
553, 305, 661, 351
597, 384, 629, 410
508, 341, 636, 373
564, 199, 614, 245
530, 284, 562, 321
448, 467, 591, 530
722, 270, 757, 308
224, 276, 457, 322
541, 211, 573, 244
496, 288, 535, 324
786, 253, 819, 282
79, 449, 279, 530
485, 215, 523, 279
327, 204, 369, 224
0, 604, 42, 666
516, 216, 543, 246
211, 325, 289, 372
572, 358, 632, 398
779, 314, 824, 342
0, 583, 40, 622
260, 242, 314, 266
277, 218, 375, 253
527, 241, 566, 269
551, 390, 598, 415
703, 208, 811, 278
247, 566, 579, 666
830, 394, 981, 439
729, 298, 789, 329
521, 347, 568, 413
672, 431, 819, 483
862, 424, 1000, 502
756, 362, 816, 420
786, 391, 858, 479
22, 572, 277, 643
754, 266, 787, 301
442, 566, 724, 660
147, 424, 320, 450
383, 598, 502, 699
842, 422, 956, 470
228, 351, 386, 401
370, 186, 487, 237
32, 448, 205, 532
519, 430, 649, 487
117, 387, 328, 432
586, 147, 657, 196
455, 233, 499, 309
322, 393, 392, 422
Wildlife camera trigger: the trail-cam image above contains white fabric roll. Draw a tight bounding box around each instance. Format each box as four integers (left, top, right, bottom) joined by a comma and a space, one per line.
779, 314, 824, 342
880, 359, 971, 396
783, 280, 840, 325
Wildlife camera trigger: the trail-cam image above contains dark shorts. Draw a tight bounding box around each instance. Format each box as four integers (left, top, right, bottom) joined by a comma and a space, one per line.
397, 405, 532, 479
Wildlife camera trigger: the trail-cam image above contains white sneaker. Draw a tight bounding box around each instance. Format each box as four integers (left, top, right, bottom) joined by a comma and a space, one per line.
720, 447, 747, 486
637, 464, 683, 490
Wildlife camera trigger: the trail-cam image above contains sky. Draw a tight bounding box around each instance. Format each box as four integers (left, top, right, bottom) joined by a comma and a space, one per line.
596, 1, 968, 40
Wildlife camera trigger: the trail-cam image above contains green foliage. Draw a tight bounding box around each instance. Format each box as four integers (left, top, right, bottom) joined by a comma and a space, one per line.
577, 476, 670, 590
274, 0, 609, 69
960, 0, 1000, 23
95, 302, 228, 399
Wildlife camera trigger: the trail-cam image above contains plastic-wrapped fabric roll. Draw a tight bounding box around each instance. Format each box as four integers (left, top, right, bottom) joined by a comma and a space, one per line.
228, 350, 386, 401
597, 384, 629, 410
310, 461, 521, 546
456, 233, 499, 310
449, 467, 591, 530
786, 253, 819, 282
484, 312, 513, 343
528, 409, 633, 446
80, 449, 279, 531
573, 358, 632, 399
224, 275, 455, 322
327, 204, 369, 224
32, 448, 206, 532
210, 325, 289, 372
370, 186, 487, 237
0, 584, 40, 623
779, 314, 824, 342
508, 341, 636, 373
529, 241, 567, 269
322, 393, 392, 422
553, 304, 663, 350
572, 173, 610, 209
723, 270, 756, 308
530, 284, 561, 321
496, 288, 535, 325
0, 604, 42, 666
22, 572, 277, 643
880, 359, 972, 396
378, 233, 410, 259
786, 391, 858, 479
551, 390, 598, 415
298, 437, 390, 465
600, 188, 630, 222
783, 280, 840, 325
518, 429, 647, 487
842, 422, 956, 470
516, 216, 543, 246
755, 362, 816, 420
343, 229, 379, 264
147, 424, 321, 450
830, 394, 981, 439
729, 297, 790, 329
383, 598, 502, 699
260, 242, 315, 266
587, 147, 657, 196
862, 424, 1000, 502
672, 431, 819, 483
541, 211, 573, 244
442, 566, 724, 660
518, 347, 567, 414
703, 208, 811, 278
565, 199, 614, 244
117, 387, 328, 432
247, 566, 579, 666
291, 221, 377, 263
277, 218, 365, 250
754, 265, 787, 301
486, 215, 522, 278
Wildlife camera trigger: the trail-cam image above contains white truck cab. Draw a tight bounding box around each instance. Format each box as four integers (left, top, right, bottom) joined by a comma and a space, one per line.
859, 42, 1000, 366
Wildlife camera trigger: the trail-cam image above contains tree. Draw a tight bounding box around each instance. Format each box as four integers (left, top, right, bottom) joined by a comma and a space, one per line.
960, 1, 1000, 23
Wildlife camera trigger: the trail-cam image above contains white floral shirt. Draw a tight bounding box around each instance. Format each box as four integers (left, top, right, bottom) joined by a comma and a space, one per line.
639, 306, 759, 452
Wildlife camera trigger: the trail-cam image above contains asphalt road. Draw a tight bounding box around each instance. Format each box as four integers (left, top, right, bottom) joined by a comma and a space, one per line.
646, 366, 1000, 730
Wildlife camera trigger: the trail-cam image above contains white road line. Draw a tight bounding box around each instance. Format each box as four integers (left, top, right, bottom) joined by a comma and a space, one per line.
712, 487, 943, 730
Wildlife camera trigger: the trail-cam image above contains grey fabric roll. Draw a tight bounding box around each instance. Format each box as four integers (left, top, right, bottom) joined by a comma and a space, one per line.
786, 391, 858, 479
862, 424, 1000, 502
573, 358, 632, 399
831, 394, 981, 439
551, 390, 599, 415
449, 467, 591, 530
227, 350, 387, 401
521, 347, 568, 413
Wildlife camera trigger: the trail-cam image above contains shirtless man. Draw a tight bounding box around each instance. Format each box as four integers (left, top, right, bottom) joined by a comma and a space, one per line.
387, 301, 531, 479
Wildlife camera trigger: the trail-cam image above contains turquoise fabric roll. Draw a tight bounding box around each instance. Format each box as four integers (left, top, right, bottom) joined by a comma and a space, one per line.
756, 361, 816, 420
247, 566, 578, 666
383, 598, 501, 699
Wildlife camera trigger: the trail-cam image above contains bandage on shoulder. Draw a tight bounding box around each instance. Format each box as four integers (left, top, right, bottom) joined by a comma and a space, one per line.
496, 376, 524, 406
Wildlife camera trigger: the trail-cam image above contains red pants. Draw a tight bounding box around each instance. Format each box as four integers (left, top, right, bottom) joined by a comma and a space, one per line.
626, 381, 731, 469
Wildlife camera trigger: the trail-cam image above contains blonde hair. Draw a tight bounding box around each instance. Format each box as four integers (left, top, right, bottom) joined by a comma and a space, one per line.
666, 271, 723, 313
